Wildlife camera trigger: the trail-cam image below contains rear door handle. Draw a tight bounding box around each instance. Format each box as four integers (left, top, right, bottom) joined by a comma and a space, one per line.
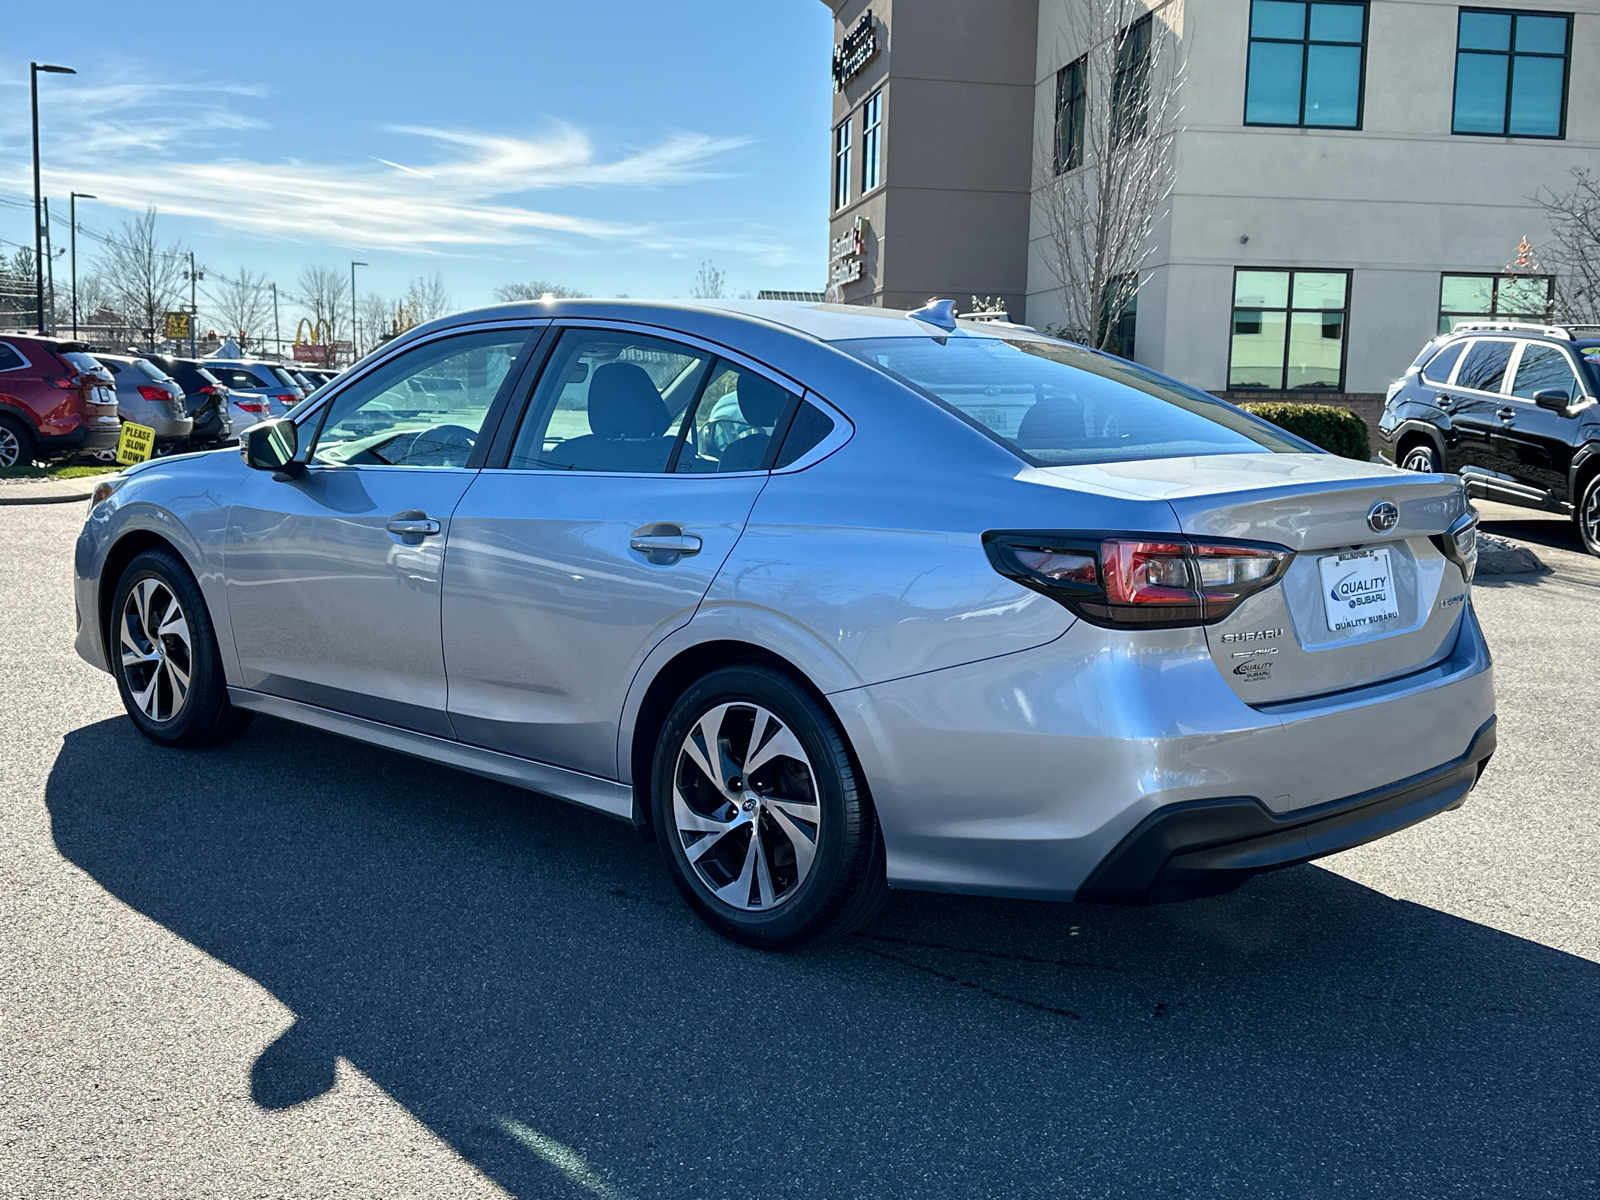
1495, 406, 1517, 422
630, 523, 702, 564
387, 512, 442, 543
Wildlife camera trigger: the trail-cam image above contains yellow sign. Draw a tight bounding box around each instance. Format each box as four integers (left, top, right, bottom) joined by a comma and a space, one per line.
116, 422, 155, 466
164, 311, 192, 340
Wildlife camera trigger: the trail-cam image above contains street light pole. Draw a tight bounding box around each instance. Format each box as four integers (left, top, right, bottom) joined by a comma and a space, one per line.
30, 62, 77, 333
70, 192, 95, 339
350, 261, 367, 365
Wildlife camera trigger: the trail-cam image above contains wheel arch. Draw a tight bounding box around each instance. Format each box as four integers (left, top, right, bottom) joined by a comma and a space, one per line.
1394, 421, 1446, 464
1568, 441, 1600, 504
96, 529, 193, 665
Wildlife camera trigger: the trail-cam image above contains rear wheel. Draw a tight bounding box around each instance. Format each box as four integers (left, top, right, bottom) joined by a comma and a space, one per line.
1576, 473, 1600, 558
1400, 441, 1439, 472
652, 665, 887, 949
110, 549, 253, 747
0, 414, 34, 468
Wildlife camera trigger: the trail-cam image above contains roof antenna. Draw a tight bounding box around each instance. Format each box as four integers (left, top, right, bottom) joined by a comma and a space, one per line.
908, 298, 958, 331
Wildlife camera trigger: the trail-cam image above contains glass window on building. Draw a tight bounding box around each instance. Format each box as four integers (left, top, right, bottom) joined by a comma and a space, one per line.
1453, 9, 1571, 137
1100, 277, 1138, 361
861, 92, 883, 192
1229, 268, 1350, 391
1245, 1, 1367, 127
1438, 273, 1554, 332
833, 118, 852, 211
1111, 14, 1153, 145
1054, 56, 1088, 173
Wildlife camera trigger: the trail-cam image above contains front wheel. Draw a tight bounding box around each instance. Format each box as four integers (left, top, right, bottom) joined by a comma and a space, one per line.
652, 665, 887, 949
109, 549, 253, 747
1576, 474, 1600, 557
1400, 442, 1440, 472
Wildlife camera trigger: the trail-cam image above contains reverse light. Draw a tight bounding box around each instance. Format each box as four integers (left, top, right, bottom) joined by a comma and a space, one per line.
986, 532, 1294, 628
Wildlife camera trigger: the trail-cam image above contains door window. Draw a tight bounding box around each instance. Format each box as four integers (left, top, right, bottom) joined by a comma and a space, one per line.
673, 361, 798, 473
310, 328, 529, 467
508, 330, 712, 472
1509, 343, 1579, 399
1455, 339, 1515, 393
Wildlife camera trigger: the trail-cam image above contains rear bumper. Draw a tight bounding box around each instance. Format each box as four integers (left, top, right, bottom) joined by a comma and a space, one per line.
37, 419, 120, 457
1077, 717, 1495, 903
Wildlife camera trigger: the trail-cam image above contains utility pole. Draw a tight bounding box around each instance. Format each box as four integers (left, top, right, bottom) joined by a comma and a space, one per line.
30, 62, 76, 333
70, 192, 94, 338
187, 251, 202, 357
271, 282, 281, 359
350, 261, 367, 366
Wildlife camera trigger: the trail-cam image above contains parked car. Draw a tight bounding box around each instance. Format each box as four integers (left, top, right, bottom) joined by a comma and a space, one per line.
203, 360, 303, 419
143, 356, 234, 446
1379, 319, 1600, 555
75, 299, 1495, 948
94, 354, 193, 447
0, 334, 120, 467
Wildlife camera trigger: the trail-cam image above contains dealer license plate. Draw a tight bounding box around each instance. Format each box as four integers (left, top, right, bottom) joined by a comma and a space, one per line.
1318, 548, 1400, 632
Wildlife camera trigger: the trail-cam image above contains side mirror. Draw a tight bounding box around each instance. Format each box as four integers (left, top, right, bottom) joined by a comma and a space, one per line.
240, 418, 303, 478
1533, 388, 1572, 414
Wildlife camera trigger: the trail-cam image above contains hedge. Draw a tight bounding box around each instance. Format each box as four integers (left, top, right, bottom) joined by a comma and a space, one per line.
1238, 402, 1369, 460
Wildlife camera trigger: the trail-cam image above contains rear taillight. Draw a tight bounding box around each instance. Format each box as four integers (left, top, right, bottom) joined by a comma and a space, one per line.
236, 400, 269, 413
274, 393, 298, 405
51, 375, 79, 390
1430, 511, 1478, 584
985, 532, 1294, 628
137, 385, 171, 403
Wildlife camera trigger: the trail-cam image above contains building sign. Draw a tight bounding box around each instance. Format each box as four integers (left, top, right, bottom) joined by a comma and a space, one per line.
163, 311, 192, 340
832, 10, 879, 91
826, 216, 869, 301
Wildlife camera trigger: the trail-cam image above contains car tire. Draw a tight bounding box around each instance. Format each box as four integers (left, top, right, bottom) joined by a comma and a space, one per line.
652, 665, 888, 949
1400, 441, 1440, 472
0, 413, 34, 468
1576, 473, 1600, 558
109, 549, 253, 748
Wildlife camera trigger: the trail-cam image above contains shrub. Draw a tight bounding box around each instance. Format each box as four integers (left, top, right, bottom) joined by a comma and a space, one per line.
1238, 402, 1369, 460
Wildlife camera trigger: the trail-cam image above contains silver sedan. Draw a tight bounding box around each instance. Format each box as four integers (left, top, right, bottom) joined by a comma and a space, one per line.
74, 300, 1495, 947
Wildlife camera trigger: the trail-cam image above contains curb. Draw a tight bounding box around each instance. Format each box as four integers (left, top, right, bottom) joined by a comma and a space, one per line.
0, 487, 93, 506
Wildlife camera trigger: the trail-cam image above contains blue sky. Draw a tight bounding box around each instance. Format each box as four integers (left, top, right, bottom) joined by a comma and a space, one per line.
1, 1, 835, 324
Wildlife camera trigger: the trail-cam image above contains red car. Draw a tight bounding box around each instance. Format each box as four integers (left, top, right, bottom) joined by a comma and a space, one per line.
0, 334, 122, 467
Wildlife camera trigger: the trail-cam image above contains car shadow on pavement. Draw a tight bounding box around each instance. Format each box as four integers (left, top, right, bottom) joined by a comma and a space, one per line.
47, 716, 1599, 1200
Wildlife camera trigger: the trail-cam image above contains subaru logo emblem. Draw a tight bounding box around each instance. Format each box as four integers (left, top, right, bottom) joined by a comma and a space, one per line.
1368, 501, 1400, 533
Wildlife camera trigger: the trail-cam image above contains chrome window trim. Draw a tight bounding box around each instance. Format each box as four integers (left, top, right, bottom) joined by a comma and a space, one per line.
0, 341, 32, 373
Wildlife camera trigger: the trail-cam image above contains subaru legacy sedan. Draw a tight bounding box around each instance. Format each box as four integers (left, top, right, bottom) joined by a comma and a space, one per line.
75, 300, 1495, 948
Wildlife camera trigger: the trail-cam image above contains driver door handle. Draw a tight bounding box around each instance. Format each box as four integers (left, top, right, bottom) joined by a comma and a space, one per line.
387, 513, 442, 541
631, 523, 702, 564
1495, 406, 1517, 422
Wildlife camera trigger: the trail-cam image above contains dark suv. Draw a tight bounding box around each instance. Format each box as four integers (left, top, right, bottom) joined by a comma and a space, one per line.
0, 334, 121, 467
1378, 321, 1600, 556
143, 356, 235, 446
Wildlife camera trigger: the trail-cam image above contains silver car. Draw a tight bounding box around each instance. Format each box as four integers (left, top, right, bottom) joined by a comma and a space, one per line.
73, 300, 1495, 948
94, 354, 193, 445
203, 359, 304, 424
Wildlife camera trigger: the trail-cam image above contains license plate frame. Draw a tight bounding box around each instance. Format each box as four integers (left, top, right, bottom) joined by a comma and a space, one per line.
1318, 547, 1400, 633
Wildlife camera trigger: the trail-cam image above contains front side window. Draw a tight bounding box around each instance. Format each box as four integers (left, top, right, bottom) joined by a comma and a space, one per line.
861, 91, 883, 192
1453, 8, 1571, 137
311, 328, 528, 467
1054, 56, 1088, 172
1455, 338, 1516, 393
1111, 15, 1153, 145
1229, 268, 1350, 390
1508, 343, 1579, 398
1438, 272, 1554, 331
838, 335, 1305, 467
833, 118, 852, 210
1245, 0, 1367, 127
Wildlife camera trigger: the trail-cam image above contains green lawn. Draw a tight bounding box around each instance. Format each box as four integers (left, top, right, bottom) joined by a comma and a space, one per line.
0, 463, 123, 481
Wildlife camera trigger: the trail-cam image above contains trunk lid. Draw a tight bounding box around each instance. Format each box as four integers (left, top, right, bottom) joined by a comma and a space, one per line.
1035, 453, 1474, 704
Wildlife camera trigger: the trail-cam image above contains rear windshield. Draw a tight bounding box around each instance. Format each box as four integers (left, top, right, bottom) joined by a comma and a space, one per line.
60, 351, 106, 374
271, 367, 301, 388
837, 336, 1306, 466
133, 359, 169, 380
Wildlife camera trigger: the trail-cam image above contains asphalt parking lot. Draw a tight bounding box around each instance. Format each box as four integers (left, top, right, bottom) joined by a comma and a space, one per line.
2, 499, 1596, 1200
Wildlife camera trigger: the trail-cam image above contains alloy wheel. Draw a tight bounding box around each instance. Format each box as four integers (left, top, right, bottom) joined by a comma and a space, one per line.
1583, 483, 1600, 553
672, 702, 821, 911
119, 577, 193, 723
1401, 445, 1437, 472
0, 424, 20, 467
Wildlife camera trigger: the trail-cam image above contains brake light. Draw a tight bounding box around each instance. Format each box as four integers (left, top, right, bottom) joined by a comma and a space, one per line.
985, 533, 1294, 628
137, 384, 172, 403
51, 375, 80, 390
236, 400, 269, 413
274, 393, 298, 405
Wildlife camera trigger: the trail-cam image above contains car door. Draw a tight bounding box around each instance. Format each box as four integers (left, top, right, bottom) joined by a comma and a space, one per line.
1499, 341, 1585, 498
225, 323, 539, 736
1443, 338, 1516, 477
440, 325, 803, 780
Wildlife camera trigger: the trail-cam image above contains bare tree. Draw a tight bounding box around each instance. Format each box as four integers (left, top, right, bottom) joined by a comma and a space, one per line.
204, 267, 273, 350
691, 261, 726, 300
403, 272, 453, 324
294, 265, 349, 345
1532, 168, 1600, 324
494, 280, 590, 301
0, 247, 39, 326
95, 208, 189, 349
1034, 0, 1184, 351
358, 291, 397, 344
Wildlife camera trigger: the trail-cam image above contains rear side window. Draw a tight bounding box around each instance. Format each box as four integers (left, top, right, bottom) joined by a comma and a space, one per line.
1455, 340, 1514, 393
838, 335, 1304, 466
774, 402, 835, 467
1420, 340, 1465, 384
0, 343, 23, 372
